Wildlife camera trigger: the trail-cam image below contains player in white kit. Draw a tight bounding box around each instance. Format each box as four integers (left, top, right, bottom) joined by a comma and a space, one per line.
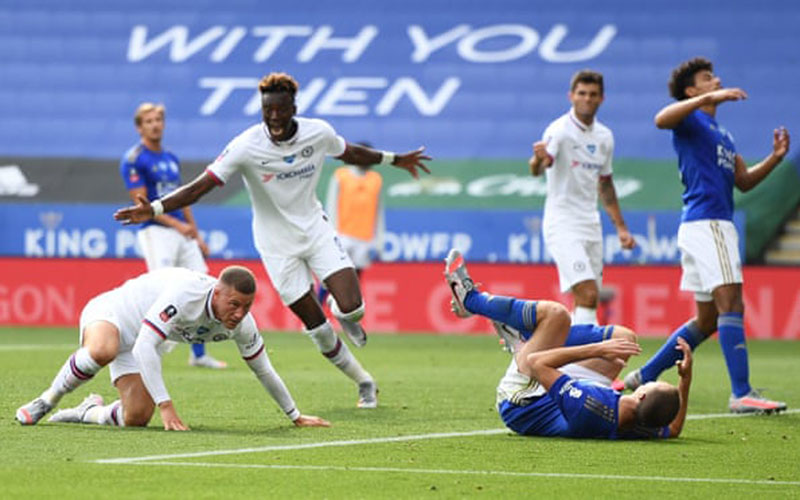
528, 70, 635, 325
120, 102, 226, 369
15, 266, 329, 430
115, 73, 431, 409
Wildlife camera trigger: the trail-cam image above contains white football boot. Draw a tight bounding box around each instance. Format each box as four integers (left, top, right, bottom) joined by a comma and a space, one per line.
444, 249, 475, 318
15, 397, 53, 425
48, 393, 104, 423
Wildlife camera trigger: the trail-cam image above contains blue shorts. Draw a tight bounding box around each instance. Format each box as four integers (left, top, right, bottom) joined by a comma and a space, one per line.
498, 396, 570, 437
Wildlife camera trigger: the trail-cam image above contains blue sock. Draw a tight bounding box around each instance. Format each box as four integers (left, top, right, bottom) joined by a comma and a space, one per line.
718, 312, 751, 397
317, 286, 329, 305
640, 321, 705, 382
464, 290, 536, 339
565, 324, 615, 347
191, 343, 205, 358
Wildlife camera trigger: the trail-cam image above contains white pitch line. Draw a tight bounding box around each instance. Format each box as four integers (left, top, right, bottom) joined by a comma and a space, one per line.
94, 409, 798, 465
93, 429, 509, 464
118, 461, 800, 487
0, 344, 74, 351
687, 408, 799, 420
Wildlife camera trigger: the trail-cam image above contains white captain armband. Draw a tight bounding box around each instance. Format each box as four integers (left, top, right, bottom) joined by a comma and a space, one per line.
380, 151, 396, 165
151, 199, 164, 217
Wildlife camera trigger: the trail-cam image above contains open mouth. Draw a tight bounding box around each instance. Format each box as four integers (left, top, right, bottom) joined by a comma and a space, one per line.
268, 123, 285, 138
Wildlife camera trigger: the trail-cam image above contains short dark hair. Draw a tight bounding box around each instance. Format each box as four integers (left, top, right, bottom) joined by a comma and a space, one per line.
635, 384, 680, 427
570, 70, 604, 95
258, 72, 299, 99
668, 57, 713, 101
219, 266, 256, 295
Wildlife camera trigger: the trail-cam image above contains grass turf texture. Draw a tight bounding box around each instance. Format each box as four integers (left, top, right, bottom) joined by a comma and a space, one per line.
2, 327, 799, 498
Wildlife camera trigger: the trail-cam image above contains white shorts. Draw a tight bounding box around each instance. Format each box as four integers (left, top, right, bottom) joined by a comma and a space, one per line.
261, 223, 354, 305
544, 233, 603, 293
137, 225, 207, 273
678, 219, 742, 301
339, 235, 374, 269
79, 293, 141, 384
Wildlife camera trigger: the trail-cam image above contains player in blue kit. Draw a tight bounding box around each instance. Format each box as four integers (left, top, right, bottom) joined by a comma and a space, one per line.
621, 58, 789, 414
444, 249, 691, 440
121, 103, 225, 369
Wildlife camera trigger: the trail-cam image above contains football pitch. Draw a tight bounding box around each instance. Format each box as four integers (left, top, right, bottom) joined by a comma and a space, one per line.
2, 327, 799, 499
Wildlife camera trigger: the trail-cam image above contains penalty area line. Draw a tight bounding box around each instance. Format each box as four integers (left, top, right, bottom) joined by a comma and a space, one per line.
120, 461, 800, 487
93, 409, 798, 465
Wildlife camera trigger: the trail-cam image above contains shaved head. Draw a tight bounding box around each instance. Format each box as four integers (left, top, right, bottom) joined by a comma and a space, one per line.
219, 266, 256, 295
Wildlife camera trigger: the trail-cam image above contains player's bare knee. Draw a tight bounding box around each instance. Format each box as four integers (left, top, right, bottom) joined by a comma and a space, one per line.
84, 341, 117, 366
612, 325, 637, 344
123, 405, 154, 427
537, 301, 571, 328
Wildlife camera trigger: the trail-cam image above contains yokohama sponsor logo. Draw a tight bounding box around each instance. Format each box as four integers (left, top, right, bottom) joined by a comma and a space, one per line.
276, 164, 315, 180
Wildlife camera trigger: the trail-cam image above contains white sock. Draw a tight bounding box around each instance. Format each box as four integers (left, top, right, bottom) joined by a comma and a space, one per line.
83, 400, 125, 426
306, 322, 372, 384
572, 306, 597, 325
41, 348, 102, 406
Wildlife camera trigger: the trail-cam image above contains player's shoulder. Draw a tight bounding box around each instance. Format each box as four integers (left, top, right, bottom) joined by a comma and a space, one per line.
122, 144, 144, 165
546, 113, 571, 134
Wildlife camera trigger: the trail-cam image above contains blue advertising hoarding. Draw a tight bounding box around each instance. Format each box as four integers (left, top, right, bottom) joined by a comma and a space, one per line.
0, 203, 744, 264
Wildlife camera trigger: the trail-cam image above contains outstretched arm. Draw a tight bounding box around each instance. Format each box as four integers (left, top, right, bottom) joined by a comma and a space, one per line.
667, 337, 693, 438
654, 88, 748, 129
337, 143, 431, 179
524, 339, 641, 391
733, 127, 790, 192
245, 348, 331, 428
131, 327, 189, 431
115, 172, 218, 224
598, 176, 635, 250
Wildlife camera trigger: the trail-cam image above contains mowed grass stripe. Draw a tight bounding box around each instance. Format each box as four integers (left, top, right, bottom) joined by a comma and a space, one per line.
116, 461, 800, 487
94, 409, 799, 464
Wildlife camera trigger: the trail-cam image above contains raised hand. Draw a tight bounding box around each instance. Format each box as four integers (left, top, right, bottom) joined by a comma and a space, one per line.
114, 194, 154, 224
532, 141, 549, 161
773, 127, 790, 159
293, 414, 331, 428
393, 147, 432, 179
674, 337, 693, 379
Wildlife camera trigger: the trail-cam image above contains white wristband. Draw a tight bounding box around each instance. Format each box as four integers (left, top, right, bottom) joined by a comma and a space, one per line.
151, 199, 164, 217
380, 151, 396, 165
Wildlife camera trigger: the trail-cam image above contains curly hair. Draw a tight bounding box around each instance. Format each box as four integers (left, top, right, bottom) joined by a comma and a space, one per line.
258, 72, 299, 98
668, 57, 713, 101
570, 70, 604, 95
635, 383, 680, 427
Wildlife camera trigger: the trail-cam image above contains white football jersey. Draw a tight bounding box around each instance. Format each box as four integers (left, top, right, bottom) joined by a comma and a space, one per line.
541, 109, 614, 240
105, 267, 263, 359
207, 117, 346, 256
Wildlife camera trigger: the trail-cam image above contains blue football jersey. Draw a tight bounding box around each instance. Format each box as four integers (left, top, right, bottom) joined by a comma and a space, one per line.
120, 144, 186, 227
672, 109, 736, 222
549, 374, 669, 439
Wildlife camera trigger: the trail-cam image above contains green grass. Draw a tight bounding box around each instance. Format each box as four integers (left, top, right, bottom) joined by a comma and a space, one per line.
2, 327, 799, 499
